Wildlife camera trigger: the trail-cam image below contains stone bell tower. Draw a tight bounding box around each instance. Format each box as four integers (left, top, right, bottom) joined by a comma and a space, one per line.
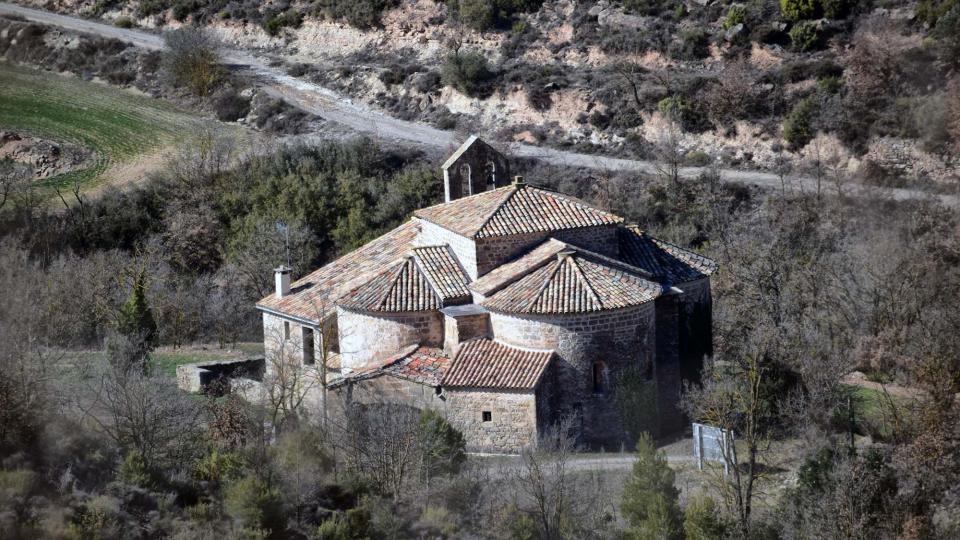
441, 135, 511, 202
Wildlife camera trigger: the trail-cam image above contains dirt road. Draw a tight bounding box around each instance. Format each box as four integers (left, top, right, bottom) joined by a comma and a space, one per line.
2, 2, 956, 206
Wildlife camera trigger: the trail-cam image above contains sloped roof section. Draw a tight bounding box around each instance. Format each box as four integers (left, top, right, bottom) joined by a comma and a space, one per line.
331, 345, 450, 387
339, 256, 442, 312
412, 245, 471, 304
441, 135, 480, 170
257, 221, 418, 322
618, 225, 718, 284
469, 238, 569, 296
483, 249, 660, 314
443, 339, 553, 390
415, 183, 623, 239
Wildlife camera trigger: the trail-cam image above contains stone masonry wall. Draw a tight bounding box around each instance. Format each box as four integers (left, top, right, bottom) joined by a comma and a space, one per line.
443, 389, 538, 452
330, 375, 540, 453
416, 218, 479, 279
654, 293, 683, 435
488, 303, 656, 448
443, 311, 491, 354
334, 375, 445, 412
677, 278, 712, 386
337, 307, 444, 369
474, 225, 620, 277
262, 312, 320, 373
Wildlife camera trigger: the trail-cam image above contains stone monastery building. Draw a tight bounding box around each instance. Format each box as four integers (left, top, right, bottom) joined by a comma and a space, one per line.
256, 137, 717, 453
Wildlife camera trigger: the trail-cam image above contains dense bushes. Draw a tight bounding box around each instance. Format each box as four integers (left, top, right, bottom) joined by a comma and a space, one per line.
313, 0, 398, 29
783, 96, 818, 150
162, 27, 223, 97
445, 0, 544, 31
441, 49, 493, 97
780, 0, 817, 20
263, 9, 303, 36
789, 20, 820, 51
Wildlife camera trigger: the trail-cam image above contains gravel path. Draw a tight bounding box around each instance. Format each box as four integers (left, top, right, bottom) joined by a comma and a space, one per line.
3, 2, 956, 206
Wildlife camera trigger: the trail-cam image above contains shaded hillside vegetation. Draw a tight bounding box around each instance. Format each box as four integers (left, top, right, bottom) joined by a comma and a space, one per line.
40, 0, 960, 185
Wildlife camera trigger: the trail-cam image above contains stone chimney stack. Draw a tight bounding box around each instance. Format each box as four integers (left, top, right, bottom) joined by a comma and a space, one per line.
275, 266, 291, 298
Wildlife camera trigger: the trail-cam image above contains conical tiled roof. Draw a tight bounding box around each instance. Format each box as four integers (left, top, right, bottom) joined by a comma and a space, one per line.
338, 245, 472, 313
412, 245, 471, 304
414, 183, 623, 239
483, 248, 660, 314
339, 256, 442, 312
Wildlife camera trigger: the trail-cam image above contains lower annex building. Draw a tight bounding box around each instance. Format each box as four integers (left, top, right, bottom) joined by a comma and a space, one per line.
255, 137, 717, 453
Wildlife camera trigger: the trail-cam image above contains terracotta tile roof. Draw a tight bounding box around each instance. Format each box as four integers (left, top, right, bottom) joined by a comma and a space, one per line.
469, 238, 569, 296
331, 344, 450, 387
339, 256, 441, 312
256, 221, 418, 323
482, 247, 661, 314
414, 183, 623, 239
412, 245, 471, 304
443, 339, 553, 390
618, 225, 718, 284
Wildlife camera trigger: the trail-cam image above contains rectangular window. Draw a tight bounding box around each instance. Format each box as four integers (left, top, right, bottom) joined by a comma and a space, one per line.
482, 411, 492, 422
283, 321, 291, 340
302, 327, 315, 365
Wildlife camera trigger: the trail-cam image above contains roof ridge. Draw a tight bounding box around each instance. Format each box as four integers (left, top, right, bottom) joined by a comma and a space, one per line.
379, 256, 442, 311
377, 259, 413, 311
470, 184, 520, 238
529, 258, 565, 312
568, 255, 602, 309
410, 246, 468, 305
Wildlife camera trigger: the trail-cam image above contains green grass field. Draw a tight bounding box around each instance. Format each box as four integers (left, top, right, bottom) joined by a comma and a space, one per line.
845, 384, 912, 440
151, 343, 265, 377
0, 62, 216, 189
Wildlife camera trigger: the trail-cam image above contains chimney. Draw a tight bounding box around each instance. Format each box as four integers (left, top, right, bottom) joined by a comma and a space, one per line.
274, 266, 291, 298
512, 175, 525, 187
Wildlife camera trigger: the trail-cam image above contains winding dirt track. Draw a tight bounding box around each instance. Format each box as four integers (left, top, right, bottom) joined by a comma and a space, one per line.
2, 2, 956, 206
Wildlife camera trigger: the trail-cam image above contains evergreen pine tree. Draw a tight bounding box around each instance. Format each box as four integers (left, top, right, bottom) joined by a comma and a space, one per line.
621, 433, 683, 540
116, 270, 157, 346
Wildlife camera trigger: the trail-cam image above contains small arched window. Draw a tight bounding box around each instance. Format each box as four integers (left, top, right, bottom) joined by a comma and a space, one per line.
459, 163, 473, 195
592, 361, 606, 394
485, 161, 497, 189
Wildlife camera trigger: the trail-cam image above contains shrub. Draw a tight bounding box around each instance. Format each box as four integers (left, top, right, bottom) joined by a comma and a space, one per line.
213, 89, 252, 121
821, 0, 852, 18
657, 95, 703, 131
314, 0, 398, 29
934, 5, 960, 69
789, 20, 820, 51
780, 0, 817, 21
723, 5, 747, 30
817, 75, 842, 94
915, 0, 959, 26
441, 49, 492, 97
171, 0, 202, 22
685, 150, 712, 166
224, 476, 285, 532
458, 0, 495, 31
137, 0, 168, 17
623, 0, 673, 16
417, 410, 466, 476
263, 10, 303, 36
783, 96, 818, 150
162, 27, 223, 97
683, 493, 728, 540
114, 16, 134, 28
621, 433, 683, 540
669, 28, 711, 60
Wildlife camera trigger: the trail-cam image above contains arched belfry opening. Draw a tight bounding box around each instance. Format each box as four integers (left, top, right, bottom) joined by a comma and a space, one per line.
460, 163, 473, 195
441, 135, 511, 202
